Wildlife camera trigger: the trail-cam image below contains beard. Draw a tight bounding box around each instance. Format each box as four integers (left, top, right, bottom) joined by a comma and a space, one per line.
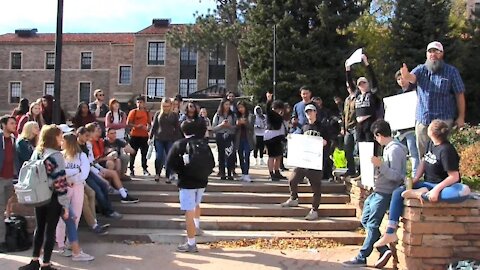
425, 59, 444, 73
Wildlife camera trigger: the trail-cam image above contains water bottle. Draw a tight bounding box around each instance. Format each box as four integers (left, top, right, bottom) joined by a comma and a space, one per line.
405, 177, 413, 190
146, 143, 154, 160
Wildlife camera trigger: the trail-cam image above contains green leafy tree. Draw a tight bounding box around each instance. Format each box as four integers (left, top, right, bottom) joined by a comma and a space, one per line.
240, 0, 368, 104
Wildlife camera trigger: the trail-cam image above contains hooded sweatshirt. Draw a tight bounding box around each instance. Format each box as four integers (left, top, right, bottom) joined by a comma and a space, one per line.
254, 106, 267, 137
374, 140, 408, 194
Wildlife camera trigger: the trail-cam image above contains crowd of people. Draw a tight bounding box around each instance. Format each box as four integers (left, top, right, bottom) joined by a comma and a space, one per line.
0, 40, 474, 269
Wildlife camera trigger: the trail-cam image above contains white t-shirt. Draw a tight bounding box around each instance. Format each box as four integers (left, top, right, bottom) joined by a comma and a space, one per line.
112, 112, 126, 140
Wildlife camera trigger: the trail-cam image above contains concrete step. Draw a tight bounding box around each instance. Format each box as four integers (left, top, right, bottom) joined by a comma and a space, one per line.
110, 191, 350, 204
100, 215, 361, 231
112, 202, 357, 217
102, 228, 365, 245
122, 179, 346, 194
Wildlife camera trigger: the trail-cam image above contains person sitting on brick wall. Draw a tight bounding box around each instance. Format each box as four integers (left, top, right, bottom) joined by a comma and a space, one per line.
343, 119, 407, 268
374, 119, 471, 248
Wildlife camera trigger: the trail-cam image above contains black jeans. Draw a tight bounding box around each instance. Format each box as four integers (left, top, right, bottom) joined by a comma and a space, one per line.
129, 136, 149, 171
356, 117, 380, 156
215, 133, 235, 176
253, 136, 265, 158
344, 128, 357, 174
33, 193, 62, 263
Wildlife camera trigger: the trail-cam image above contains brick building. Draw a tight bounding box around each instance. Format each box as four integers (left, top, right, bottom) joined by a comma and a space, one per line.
467, 0, 480, 17
0, 19, 239, 115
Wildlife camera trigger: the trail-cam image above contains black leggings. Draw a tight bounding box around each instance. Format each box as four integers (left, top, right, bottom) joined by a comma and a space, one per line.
33, 194, 62, 263
216, 133, 235, 176
253, 136, 265, 158
129, 136, 149, 170
356, 117, 381, 156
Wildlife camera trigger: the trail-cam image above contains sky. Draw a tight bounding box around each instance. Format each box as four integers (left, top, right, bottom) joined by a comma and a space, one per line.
0, 0, 217, 34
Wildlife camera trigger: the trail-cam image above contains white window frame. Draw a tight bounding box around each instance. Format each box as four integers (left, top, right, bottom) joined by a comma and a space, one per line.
44, 81, 55, 96
147, 41, 166, 66
145, 77, 166, 101
45, 52, 55, 69
78, 81, 92, 103
80, 51, 93, 70
10, 51, 23, 70
9, 81, 22, 104
118, 65, 132, 85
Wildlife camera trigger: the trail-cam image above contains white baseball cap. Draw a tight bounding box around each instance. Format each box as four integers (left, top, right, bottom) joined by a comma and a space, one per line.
304, 104, 317, 112
427, 41, 443, 52
58, 124, 74, 133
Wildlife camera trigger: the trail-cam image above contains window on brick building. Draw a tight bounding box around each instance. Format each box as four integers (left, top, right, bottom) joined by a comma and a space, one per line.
79, 82, 91, 103
119, 66, 132, 85
476, 2, 480, 11
146, 78, 165, 102
9, 82, 21, 103
10, 52, 22, 69
148, 42, 166, 65
179, 46, 197, 96
208, 45, 226, 87
81, 52, 92, 69
45, 52, 55, 69
44, 82, 55, 96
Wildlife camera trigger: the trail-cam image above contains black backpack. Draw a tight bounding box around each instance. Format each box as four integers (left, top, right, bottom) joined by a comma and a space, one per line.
2, 215, 31, 252
184, 138, 215, 179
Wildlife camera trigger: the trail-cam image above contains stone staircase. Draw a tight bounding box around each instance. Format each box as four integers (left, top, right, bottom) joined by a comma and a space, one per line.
101, 176, 365, 245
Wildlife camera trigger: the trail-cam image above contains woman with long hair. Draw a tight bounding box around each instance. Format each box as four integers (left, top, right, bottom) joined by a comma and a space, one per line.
253, 105, 267, 166
17, 102, 45, 134
19, 125, 70, 270
179, 102, 206, 138
56, 133, 94, 261
72, 102, 96, 129
235, 100, 255, 182
16, 121, 40, 166
374, 120, 471, 248
150, 98, 179, 183
105, 98, 127, 141
12, 98, 30, 123
212, 99, 237, 180
41, 95, 66, 125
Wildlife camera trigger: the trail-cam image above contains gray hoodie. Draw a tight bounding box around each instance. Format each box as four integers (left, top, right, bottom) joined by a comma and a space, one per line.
374, 140, 408, 194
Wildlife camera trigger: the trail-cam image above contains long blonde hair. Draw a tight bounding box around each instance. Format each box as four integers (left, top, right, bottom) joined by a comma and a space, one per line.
160, 98, 172, 116
19, 121, 39, 143
62, 133, 82, 161
36, 124, 62, 153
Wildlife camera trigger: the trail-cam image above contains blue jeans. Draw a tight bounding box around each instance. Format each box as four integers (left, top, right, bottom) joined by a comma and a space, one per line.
154, 140, 173, 177
357, 192, 391, 260
398, 132, 420, 177
389, 182, 471, 224
62, 208, 78, 243
237, 138, 251, 175
85, 172, 114, 216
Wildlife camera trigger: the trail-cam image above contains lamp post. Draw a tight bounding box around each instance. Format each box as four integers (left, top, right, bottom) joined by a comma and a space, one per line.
53, 0, 64, 124
273, 24, 277, 100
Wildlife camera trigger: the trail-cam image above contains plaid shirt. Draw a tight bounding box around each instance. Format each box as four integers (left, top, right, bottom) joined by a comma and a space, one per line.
412, 63, 465, 125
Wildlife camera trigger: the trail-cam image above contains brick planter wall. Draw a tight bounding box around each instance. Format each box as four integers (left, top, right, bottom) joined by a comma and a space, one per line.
345, 178, 480, 269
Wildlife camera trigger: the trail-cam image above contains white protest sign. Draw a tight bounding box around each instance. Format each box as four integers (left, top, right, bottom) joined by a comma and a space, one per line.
287, 134, 323, 171
383, 91, 417, 131
345, 48, 363, 67
359, 142, 375, 188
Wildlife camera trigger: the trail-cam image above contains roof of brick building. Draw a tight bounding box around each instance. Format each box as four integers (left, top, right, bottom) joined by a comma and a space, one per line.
0, 32, 135, 44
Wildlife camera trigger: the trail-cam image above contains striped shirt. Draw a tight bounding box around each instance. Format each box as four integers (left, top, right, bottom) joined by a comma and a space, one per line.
412, 63, 465, 125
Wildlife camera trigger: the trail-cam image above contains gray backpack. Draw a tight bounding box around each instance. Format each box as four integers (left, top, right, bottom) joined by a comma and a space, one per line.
14, 151, 55, 207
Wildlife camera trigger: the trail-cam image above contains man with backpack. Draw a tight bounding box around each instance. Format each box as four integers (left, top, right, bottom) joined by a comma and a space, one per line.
166, 118, 214, 253
0, 115, 18, 242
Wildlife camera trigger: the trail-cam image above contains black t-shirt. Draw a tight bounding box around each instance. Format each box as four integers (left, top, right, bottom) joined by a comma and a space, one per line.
355, 91, 379, 117
104, 139, 127, 155
423, 141, 460, 184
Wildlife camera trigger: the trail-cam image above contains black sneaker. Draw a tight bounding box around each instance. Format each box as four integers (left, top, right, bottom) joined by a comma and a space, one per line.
342, 257, 366, 267
100, 223, 110, 229
121, 195, 140, 204
227, 176, 234, 181
275, 171, 287, 180
374, 249, 392, 269
19, 260, 40, 270
93, 224, 109, 235
40, 265, 58, 270
270, 175, 280, 182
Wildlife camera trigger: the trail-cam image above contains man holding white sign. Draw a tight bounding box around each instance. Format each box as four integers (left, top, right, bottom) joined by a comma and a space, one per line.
281, 104, 328, 221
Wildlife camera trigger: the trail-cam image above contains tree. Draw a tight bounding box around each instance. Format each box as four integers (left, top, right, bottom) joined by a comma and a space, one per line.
167, 0, 251, 75
240, 0, 368, 104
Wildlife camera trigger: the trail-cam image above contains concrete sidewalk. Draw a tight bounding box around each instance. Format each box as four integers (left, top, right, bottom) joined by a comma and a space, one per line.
1, 242, 393, 270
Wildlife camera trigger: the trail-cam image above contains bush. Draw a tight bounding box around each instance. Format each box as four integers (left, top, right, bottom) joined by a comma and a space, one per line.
450, 124, 480, 191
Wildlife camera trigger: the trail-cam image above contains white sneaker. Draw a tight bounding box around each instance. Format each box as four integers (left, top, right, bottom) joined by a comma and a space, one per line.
242, 175, 252, 182
58, 247, 72, 257
260, 159, 266, 166
280, 198, 299, 207
305, 209, 319, 220
254, 158, 259, 166
72, 250, 95, 261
